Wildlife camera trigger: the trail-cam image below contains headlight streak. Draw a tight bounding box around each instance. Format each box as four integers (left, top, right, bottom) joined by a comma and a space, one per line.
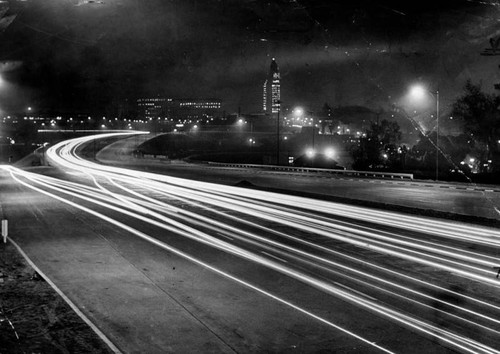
170, 186, 500, 264
60, 134, 500, 262
23, 163, 498, 284
93, 167, 500, 278
136, 182, 499, 277
121, 179, 497, 284
209, 190, 500, 263
51, 135, 500, 247
96, 177, 500, 309
3, 167, 396, 354
13, 154, 500, 316
5, 170, 500, 353
193, 186, 500, 248
260, 247, 500, 336
202, 185, 500, 243
50, 133, 490, 244
7, 133, 500, 352
88, 174, 500, 331
91, 173, 154, 216
88, 174, 500, 332
90, 183, 500, 334
7, 169, 500, 354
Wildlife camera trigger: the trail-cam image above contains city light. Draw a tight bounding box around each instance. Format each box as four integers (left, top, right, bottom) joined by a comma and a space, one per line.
294, 107, 304, 116
409, 84, 427, 101
324, 147, 335, 159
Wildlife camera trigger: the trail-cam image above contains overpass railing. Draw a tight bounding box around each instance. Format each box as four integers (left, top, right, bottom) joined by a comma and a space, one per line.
206, 162, 414, 180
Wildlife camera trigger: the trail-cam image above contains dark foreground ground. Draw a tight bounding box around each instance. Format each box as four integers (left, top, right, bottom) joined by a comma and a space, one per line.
0, 241, 113, 354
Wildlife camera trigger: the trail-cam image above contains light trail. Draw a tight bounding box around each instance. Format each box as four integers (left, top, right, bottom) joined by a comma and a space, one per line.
4, 165, 395, 354
51, 134, 500, 245
94, 174, 500, 313
2, 132, 500, 353
27, 152, 500, 285
133, 180, 499, 278
8, 166, 499, 354
13, 166, 500, 325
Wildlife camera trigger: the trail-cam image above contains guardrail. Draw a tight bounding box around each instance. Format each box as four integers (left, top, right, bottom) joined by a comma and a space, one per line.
206, 162, 413, 180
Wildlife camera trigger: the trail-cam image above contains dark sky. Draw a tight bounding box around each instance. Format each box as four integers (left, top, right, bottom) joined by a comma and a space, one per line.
1, 0, 499, 116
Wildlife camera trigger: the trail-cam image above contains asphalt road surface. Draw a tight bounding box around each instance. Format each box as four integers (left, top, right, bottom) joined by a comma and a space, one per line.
1, 132, 500, 353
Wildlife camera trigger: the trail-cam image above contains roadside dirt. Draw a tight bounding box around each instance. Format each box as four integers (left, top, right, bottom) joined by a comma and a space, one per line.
0, 241, 114, 354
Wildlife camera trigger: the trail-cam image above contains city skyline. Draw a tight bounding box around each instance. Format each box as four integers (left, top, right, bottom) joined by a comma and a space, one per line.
0, 1, 499, 117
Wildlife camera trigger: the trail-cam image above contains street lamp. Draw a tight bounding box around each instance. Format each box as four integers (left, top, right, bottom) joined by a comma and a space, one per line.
410, 84, 440, 180
294, 107, 304, 116
324, 147, 335, 159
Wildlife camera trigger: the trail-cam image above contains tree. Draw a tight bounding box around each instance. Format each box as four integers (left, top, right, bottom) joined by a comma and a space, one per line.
451, 80, 500, 172
351, 119, 402, 170
369, 119, 401, 145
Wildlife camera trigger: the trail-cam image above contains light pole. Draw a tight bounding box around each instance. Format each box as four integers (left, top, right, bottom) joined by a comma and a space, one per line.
409, 85, 440, 180
276, 100, 281, 165
311, 113, 315, 151
436, 90, 439, 181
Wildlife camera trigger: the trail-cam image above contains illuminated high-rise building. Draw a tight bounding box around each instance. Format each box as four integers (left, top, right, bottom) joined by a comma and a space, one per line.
262, 79, 268, 111
262, 58, 280, 116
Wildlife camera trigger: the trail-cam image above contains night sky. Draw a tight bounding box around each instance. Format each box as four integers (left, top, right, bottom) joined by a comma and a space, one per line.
0, 0, 499, 116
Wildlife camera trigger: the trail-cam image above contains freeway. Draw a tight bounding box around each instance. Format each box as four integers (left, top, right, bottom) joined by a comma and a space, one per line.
2, 132, 500, 353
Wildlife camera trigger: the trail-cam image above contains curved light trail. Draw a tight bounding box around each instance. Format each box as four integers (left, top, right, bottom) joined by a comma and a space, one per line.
2, 132, 500, 353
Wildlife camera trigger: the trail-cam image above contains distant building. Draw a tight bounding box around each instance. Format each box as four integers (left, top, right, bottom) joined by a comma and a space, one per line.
169, 99, 222, 120
262, 58, 281, 116
137, 97, 221, 121
137, 97, 167, 119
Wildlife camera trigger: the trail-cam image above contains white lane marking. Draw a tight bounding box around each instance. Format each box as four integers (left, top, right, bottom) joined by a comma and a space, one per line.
261, 251, 288, 263
334, 282, 377, 301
